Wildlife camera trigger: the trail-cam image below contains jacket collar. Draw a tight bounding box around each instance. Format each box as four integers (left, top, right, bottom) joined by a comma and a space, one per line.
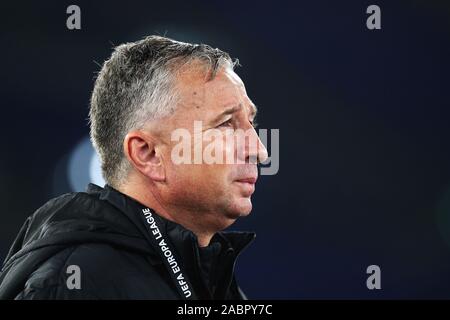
86, 183, 255, 299
86, 183, 255, 253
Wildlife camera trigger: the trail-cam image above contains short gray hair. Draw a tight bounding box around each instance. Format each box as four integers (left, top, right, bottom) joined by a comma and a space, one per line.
89, 35, 238, 188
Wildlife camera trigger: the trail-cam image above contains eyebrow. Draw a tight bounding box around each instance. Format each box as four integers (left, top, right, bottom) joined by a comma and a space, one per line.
211, 103, 258, 124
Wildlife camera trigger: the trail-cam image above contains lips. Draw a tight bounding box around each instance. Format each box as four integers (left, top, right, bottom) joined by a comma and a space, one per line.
235, 177, 257, 184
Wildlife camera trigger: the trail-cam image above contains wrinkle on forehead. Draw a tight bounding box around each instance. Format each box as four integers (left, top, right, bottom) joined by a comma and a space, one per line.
177, 65, 247, 109
153, 66, 254, 133
178, 62, 243, 87
144, 67, 254, 144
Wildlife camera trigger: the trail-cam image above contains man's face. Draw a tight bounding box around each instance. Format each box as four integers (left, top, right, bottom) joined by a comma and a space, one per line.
155, 65, 268, 228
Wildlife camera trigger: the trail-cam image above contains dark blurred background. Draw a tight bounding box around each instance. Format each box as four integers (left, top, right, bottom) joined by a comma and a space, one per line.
1, 0, 450, 299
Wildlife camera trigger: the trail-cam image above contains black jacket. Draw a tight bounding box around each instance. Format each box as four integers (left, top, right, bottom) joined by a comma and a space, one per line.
0, 183, 255, 300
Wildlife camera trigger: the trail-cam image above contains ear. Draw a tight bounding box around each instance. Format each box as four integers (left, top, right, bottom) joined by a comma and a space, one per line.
123, 130, 166, 182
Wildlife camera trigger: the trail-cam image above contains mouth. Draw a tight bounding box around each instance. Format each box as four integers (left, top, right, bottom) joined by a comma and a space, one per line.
234, 177, 257, 195
235, 177, 257, 184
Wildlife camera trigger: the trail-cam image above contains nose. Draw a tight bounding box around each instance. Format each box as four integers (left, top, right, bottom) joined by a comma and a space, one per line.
256, 135, 269, 164
237, 127, 268, 165
253, 133, 268, 164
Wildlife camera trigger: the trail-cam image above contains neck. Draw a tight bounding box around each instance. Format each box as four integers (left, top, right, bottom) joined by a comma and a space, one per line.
118, 181, 215, 248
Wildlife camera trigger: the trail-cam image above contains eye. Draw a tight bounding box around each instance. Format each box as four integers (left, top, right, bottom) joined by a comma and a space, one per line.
218, 118, 233, 128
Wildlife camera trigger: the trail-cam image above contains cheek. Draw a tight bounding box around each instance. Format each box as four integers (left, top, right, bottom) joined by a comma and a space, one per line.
222, 131, 238, 161
168, 163, 231, 189
191, 164, 232, 188
164, 134, 236, 190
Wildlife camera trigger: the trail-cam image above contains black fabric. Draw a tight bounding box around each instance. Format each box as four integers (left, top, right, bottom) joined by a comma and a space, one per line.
198, 242, 222, 296
0, 183, 255, 300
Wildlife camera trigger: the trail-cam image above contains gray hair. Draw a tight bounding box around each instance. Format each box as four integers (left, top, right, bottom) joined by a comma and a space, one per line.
89, 35, 238, 188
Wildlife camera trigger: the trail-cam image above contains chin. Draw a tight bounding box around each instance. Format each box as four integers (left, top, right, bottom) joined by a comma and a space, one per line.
226, 197, 253, 218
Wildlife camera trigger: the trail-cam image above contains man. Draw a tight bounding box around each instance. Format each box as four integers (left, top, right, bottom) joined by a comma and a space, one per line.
0, 36, 268, 299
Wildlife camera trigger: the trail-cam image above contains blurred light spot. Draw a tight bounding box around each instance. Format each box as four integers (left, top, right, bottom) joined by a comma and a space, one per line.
68, 136, 105, 192
90, 150, 105, 187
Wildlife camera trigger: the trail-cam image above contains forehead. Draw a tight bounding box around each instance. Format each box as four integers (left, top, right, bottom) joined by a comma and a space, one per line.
150, 66, 255, 136
177, 65, 250, 109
